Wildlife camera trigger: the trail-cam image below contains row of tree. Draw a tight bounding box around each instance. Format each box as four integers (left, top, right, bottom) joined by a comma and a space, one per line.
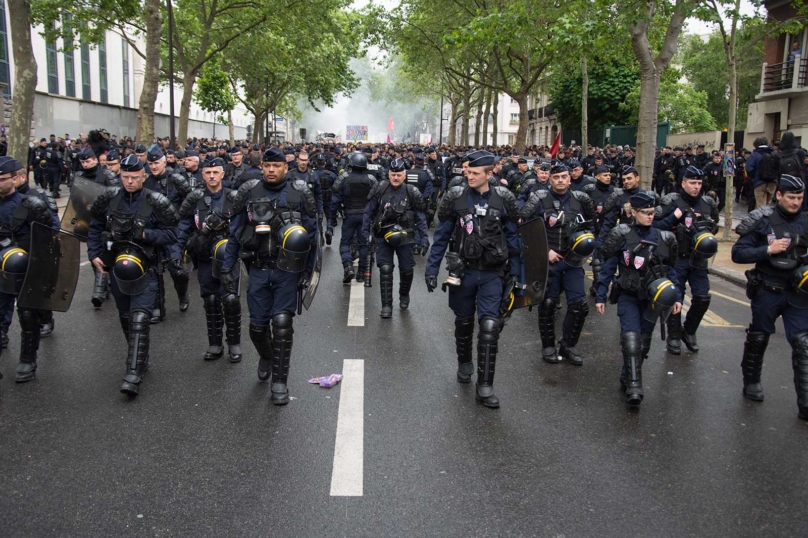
6, 0, 362, 160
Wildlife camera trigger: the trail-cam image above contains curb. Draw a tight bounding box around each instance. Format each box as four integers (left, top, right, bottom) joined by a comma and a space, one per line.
709, 265, 747, 288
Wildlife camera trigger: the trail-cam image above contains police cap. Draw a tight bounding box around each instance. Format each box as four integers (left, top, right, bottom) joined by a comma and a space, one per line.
467, 150, 495, 168
550, 164, 569, 175
147, 146, 165, 162
202, 157, 225, 169
263, 147, 286, 162
120, 154, 144, 172
135, 144, 147, 154
778, 174, 805, 193
630, 192, 656, 209
107, 149, 120, 162
0, 157, 23, 175
78, 147, 96, 160
389, 158, 406, 172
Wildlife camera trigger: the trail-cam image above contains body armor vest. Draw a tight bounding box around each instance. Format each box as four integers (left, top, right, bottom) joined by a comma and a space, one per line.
616, 228, 672, 296
452, 188, 509, 271
757, 209, 808, 279
345, 173, 372, 213
238, 182, 304, 260
104, 190, 157, 265
189, 192, 235, 259
671, 195, 714, 256
541, 193, 585, 254
372, 184, 416, 235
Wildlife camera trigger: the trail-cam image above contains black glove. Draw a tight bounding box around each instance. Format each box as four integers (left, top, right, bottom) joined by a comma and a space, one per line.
425, 274, 437, 293
299, 270, 311, 291
219, 268, 238, 295
420, 241, 429, 256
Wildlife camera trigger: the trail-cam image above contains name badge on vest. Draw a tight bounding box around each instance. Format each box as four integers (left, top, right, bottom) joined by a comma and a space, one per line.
462, 214, 474, 234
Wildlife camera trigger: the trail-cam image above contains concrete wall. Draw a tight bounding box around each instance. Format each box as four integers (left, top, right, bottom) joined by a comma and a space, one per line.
666, 131, 722, 151
32, 93, 249, 142
744, 98, 790, 148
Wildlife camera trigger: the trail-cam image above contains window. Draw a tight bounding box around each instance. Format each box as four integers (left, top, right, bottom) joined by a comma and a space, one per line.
122, 38, 130, 107
510, 98, 518, 104
508, 134, 515, 145
46, 32, 58, 94
510, 113, 520, 124
0, 0, 10, 97
62, 13, 75, 97
98, 36, 107, 103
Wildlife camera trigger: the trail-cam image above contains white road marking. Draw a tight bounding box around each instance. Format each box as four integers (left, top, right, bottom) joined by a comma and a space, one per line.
330, 359, 364, 497
347, 280, 365, 327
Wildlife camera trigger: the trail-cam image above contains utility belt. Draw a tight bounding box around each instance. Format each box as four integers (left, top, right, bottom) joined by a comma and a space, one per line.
249, 258, 278, 270
745, 268, 787, 299
344, 208, 364, 215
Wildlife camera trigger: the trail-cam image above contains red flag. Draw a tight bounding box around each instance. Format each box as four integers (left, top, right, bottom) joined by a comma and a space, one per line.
388, 117, 394, 131
387, 134, 392, 144
549, 132, 561, 158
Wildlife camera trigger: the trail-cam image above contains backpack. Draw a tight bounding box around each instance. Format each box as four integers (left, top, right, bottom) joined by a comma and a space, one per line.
779, 151, 803, 178
759, 151, 780, 182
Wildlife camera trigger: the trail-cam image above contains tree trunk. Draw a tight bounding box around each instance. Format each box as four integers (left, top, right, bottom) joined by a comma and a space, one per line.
447, 98, 458, 146
581, 53, 588, 151
723, 0, 742, 240
252, 110, 264, 144
461, 81, 471, 146
177, 72, 197, 146
482, 88, 492, 147
7, 0, 36, 162
228, 109, 234, 146
473, 93, 483, 147
514, 93, 528, 154
634, 70, 661, 190
492, 93, 498, 147
135, 0, 162, 145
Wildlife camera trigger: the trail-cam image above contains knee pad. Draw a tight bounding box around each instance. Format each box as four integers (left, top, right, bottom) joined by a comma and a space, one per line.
478, 316, 502, 338
271, 311, 294, 338
203, 294, 220, 308
539, 297, 558, 314
793, 331, 808, 352
130, 310, 151, 330
569, 298, 589, 316
379, 264, 394, 276
249, 324, 269, 343
221, 293, 240, 312
455, 316, 475, 337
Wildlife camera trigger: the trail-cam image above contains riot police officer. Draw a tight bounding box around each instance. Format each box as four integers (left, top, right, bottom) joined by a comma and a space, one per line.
0, 158, 60, 379
520, 164, 597, 365
144, 146, 193, 319
363, 158, 428, 318
102, 148, 122, 183
87, 155, 179, 395
517, 161, 551, 206
595, 192, 682, 406
291, 150, 325, 240
44, 142, 64, 198
732, 174, 808, 420
177, 157, 242, 362
224, 147, 247, 189
582, 164, 615, 296
653, 146, 676, 195
31, 138, 49, 190
403, 154, 433, 255
73, 148, 120, 187
313, 153, 337, 245
425, 146, 445, 225
654, 166, 719, 355
219, 147, 317, 405
425, 150, 521, 408
332, 152, 378, 283
569, 159, 594, 192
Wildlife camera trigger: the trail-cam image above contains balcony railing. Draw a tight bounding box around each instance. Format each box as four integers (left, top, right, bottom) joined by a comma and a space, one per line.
760, 56, 808, 94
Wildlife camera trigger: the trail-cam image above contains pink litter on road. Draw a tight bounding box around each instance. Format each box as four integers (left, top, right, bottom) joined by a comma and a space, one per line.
308, 374, 343, 388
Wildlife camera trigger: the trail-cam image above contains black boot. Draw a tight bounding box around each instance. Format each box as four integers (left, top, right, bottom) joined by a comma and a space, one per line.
399, 269, 413, 309
39, 312, 54, 338
791, 332, 808, 420
343, 262, 355, 284
741, 328, 768, 401
91, 269, 107, 307
539, 298, 559, 363
223, 294, 242, 363
379, 264, 393, 318
121, 311, 150, 395
560, 299, 588, 366
455, 316, 474, 383
270, 312, 294, 405
325, 230, 333, 245
250, 324, 273, 381
682, 294, 710, 352
589, 259, 602, 297
203, 295, 224, 360
15, 309, 41, 383
119, 312, 130, 343
475, 317, 501, 408
666, 312, 682, 355
622, 332, 643, 406
174, 270, 190, 313
356, 265, 366, 282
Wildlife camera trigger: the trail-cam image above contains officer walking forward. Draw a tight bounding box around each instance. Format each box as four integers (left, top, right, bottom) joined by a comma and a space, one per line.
425, 150, 521, 408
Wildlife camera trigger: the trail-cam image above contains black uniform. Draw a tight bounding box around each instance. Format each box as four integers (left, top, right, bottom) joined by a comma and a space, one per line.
582, 180, 614, 296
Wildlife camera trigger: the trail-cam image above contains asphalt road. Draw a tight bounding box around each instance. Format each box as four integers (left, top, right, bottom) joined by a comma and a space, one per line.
0, 226, 806, 538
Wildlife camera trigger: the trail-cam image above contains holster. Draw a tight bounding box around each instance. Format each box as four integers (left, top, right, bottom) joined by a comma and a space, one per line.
745, 269, 761, 300
609, 282, 622, 305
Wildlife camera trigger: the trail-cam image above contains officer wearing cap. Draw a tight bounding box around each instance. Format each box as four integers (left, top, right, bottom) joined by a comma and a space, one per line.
568, 159, 594, 192
654, 165, 719, 355
426, 150, 521, 408
581, 164, 615, 295
219, 147, 317, 405
363, 158, 428, 318
505, 157, 531, 193
42, 140, 64, 198
290, 150, 325, 240
332, 151, 379, 282
695, 144, 709, 170
520, 163, 597, 366
596, 192, 681, 406
31, 138, 49, 190
516, 161, 551, 206
87, 154, 179, 395
183, 150, 202, 188
0, 156, 61, 382
732, 174, 808, 420
674, 146, 694, 183
225, 147, 246, 188
165, 150, 182, 176
135, 144, 148, 164
424, 146, 445, 225
653, 146, 676, 195
104, 149, 122, 181
362, 147, 385, 182
73, 147, 120, 187
177, 157, 242, 363
144, 146, 193, 319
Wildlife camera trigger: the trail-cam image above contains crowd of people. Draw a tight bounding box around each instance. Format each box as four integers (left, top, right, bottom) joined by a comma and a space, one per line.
0, 128, 805, 420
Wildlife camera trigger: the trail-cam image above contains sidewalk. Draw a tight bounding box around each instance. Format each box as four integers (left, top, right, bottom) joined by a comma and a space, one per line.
710, 200, 751, 288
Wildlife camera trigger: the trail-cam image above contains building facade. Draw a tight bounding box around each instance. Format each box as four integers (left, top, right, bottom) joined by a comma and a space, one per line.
745, 0, 807, 148
0, 2, 254, 142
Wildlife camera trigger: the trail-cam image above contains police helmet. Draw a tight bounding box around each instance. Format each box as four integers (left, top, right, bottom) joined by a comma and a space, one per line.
0, 246, 29, 294
211, 238, 228, 278
276, 223, 311, 272
563, 231, 596, 267
348, 152, 368, 171
690, 232, 718, 268
788, 265, 808, 309
382, 224, 412, 248
112, 251, 150, 295
643, 278, 678, 321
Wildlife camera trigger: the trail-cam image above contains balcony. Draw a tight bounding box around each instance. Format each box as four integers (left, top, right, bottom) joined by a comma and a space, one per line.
757, 56, 808, 100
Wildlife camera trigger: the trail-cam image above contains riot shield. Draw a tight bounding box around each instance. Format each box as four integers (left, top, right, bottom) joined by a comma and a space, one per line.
302, 228, 323, 310
511, 218, 549, 310
60, 177, 106, 240
17, 222, 80, 312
